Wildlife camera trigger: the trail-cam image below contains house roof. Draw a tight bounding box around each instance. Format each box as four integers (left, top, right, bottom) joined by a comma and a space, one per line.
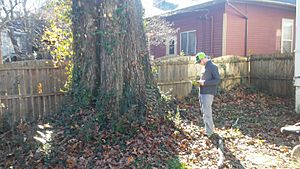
143, 0, 212, 18
155, 0, 295, 17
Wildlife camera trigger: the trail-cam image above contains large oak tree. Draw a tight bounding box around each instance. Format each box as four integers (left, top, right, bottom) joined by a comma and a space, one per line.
71, 0, 157, 127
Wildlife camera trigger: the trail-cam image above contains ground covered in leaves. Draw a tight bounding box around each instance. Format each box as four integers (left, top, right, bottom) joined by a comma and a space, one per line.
1, 86, 300, 168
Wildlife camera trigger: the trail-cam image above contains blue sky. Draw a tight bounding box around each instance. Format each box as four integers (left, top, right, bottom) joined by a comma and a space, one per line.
141, 0, 211, 17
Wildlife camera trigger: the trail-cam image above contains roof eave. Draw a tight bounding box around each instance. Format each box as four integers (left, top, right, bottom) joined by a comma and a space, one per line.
229, 0, 295, 8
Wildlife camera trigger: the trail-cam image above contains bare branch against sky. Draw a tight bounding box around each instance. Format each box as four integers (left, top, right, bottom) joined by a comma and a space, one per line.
26, 0, 47, 12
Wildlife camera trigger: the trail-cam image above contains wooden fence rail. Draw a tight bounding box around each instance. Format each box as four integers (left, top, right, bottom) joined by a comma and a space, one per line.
0, 60, 68, 127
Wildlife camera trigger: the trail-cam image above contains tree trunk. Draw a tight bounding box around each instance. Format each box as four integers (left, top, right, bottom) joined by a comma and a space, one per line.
72, 0, 155, 126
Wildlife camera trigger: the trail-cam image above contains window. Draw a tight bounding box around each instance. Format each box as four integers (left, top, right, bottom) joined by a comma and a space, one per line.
281, 18, 294, 53
180, 31, 196, 55
166, 38, 176, 56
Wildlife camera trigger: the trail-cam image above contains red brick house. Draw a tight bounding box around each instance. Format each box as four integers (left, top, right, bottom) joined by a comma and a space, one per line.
150, 0, 296, 58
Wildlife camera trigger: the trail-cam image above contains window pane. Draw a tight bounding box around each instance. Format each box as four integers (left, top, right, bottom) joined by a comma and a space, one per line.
282, 41, 292, 53
188, 32, 196, 55
282, 20, 293, 40
169, 40, 175, 55
180, 33, 187, 55
281, 19, 294, 53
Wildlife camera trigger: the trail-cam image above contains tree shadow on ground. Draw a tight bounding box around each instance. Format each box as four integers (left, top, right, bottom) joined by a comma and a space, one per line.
177, 106, 246, 168
222, 144, 245, 168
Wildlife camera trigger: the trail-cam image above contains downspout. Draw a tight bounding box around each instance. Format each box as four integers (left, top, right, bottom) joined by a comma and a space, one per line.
226, 0, 248, 56
295, 0, 300, 113
198, 9, 214, 56
210, 16, 214, 56
201, 18, 206, 52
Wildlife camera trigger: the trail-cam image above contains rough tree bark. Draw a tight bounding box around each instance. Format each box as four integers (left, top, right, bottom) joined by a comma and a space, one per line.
71, 0, 156, 125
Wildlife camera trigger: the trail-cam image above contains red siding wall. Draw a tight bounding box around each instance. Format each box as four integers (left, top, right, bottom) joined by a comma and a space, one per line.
151, 3, 225, 58
150, 2, 296, 58
226, 3, 296, 56
150, 44, 165, 59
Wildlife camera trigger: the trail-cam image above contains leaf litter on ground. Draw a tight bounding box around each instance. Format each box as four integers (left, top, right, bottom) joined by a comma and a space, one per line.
1, 85, 300, 168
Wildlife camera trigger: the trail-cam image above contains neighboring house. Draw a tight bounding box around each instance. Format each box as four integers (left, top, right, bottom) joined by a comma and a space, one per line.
150, 0, 296, 58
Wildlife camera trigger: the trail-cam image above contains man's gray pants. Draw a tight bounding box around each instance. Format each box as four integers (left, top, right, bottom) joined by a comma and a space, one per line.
199, 94, 214, 135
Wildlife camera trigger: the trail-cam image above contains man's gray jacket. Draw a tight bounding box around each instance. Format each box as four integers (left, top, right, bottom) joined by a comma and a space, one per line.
199, 60, 220, 95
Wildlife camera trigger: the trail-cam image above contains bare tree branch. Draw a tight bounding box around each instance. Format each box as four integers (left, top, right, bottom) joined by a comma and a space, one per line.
145, 16, 179, 46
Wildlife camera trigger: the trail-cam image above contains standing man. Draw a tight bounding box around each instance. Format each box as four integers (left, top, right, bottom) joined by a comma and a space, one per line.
195, 52, 220, 138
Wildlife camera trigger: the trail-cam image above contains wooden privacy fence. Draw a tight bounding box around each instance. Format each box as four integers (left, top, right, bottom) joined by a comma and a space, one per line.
0, 60, 68, 126
250, 54, 294, 97
152, 55, 249, 97
0, 54, 295, 126
153, 54, 294, 98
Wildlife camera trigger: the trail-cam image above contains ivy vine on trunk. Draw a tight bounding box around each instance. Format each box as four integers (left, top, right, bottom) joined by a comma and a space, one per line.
71, 0, 158, 129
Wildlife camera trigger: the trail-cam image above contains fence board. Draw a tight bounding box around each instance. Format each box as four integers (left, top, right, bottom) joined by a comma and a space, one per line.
0, 60, 67, 127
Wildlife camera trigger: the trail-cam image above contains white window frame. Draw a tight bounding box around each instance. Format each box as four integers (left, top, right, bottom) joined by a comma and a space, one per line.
166, 37, 177, 56
180, 30, 197, 55
281, 18, 294, 53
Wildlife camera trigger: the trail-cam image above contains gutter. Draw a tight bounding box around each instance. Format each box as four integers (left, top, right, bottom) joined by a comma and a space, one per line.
226, 0, 248, 56
148, 0, 295, 19
244, 0, 295, 7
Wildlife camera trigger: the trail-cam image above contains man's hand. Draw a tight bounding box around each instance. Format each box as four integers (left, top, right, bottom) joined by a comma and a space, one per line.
197, 80, 205, 86
190, 80, 205, 87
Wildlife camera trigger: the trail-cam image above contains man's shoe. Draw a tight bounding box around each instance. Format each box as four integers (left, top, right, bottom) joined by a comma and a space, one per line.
208, 133, 223, 148
204, 132, 217, 138
208, 133, 219, 140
